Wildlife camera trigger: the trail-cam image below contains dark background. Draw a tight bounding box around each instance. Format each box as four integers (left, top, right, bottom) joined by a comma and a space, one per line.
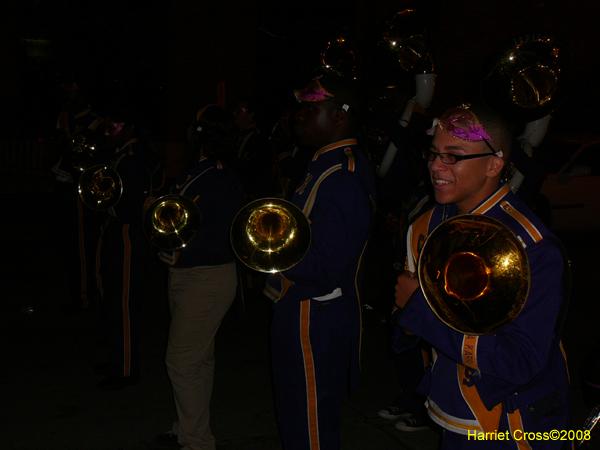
2, 0, 600, 146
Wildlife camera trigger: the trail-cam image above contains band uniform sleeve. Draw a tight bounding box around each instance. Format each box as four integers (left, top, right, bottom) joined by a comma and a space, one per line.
283, 169, 372, 292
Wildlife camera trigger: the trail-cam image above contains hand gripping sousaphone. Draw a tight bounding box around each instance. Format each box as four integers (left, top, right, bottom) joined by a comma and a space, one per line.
143, 195, 202, 250
230, 198, 311, 274
418, 214, 530, 335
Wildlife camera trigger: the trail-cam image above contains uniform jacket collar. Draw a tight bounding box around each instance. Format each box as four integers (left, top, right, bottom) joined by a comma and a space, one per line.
312, 138, 357, 161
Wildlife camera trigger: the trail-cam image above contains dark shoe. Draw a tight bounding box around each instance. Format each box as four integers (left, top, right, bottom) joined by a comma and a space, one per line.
97, 375, 140, 391
154, 431, 180, 448
378, 405, 411, 420
394, 414, 429, 432
93, 361, 112, 376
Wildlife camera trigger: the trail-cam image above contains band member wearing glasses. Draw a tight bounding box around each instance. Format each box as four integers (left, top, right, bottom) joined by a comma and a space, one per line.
263, 74, 376, 450
394, 104, 570, 449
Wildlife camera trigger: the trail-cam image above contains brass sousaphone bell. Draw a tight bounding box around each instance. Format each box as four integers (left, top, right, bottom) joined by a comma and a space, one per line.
230, 198, 311, 273
78, 164, 123, 210
143, 195, 202, 250
418, 215, 530, 335
373, 8, 433, 88
480, 34, 575, 123
320, 35, 357, 77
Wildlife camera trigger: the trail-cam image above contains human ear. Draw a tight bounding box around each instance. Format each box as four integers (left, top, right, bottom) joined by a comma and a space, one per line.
331, 108, 347, 126
487, 156, 505, 178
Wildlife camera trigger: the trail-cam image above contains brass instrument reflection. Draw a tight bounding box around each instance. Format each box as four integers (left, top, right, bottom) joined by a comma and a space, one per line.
230, 198, 311, 273
418, 215, 530, 335
143, 195, 202, 250
78, 164, 122, 211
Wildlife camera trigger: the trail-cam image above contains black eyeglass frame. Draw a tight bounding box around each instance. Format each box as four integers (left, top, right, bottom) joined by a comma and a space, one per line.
423, 148, 502, 165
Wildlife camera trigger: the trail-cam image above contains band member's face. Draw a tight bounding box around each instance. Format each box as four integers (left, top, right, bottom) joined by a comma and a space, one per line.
428, 129, 496, 215
294, 101, 334, 149
234, 102, 254, 130
104, 122, 124, 137
104, 122, 130, 149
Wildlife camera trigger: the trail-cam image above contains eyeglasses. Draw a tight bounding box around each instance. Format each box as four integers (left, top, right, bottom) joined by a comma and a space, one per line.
423, 149, 500, 165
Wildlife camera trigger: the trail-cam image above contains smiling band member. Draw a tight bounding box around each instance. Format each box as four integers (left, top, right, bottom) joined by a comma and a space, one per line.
395, 104, 571, 449
264, 74, 376, 450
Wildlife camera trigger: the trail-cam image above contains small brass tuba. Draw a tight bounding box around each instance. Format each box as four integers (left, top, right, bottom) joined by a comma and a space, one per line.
418, 215, 530, 335
230, 198, 311, 273
78, 164, 123, 210
143, 195, 202, 250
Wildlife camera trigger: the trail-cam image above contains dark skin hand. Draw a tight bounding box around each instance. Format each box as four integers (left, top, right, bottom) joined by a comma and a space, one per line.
395, 271, 419, 335
395, 271, 419, 309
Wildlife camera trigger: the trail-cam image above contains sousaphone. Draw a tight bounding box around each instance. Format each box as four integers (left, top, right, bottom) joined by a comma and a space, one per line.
418, 214, 530, 335
372, 8, 433, 88
230, 198, 311, 273
320, 35, 357, 78
480, 33, 575, 123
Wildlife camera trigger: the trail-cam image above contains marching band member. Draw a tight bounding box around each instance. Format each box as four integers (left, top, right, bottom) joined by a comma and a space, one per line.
263, 74, 376, 450
95, 109, 152, 390
49, 79, 105, 311
395, 104, 571, 449
154, 105, 244, 450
